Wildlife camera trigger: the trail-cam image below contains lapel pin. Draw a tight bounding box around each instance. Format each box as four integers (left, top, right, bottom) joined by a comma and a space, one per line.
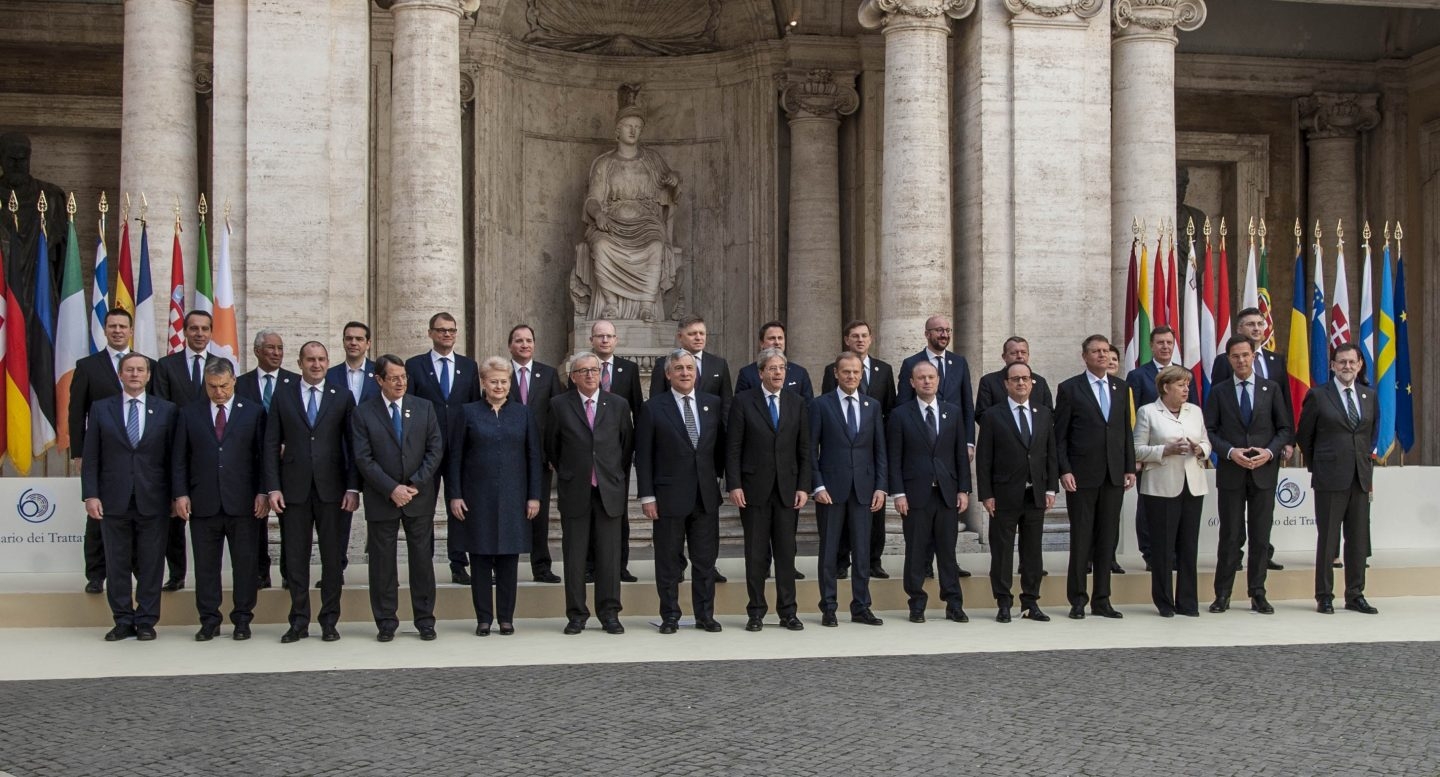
942, 412, 948, 419
703, 406, 710, 412
147, 409, 154, 415
616, 366, 623, 373
328, 388, 336, 394
863, 401, 870, 407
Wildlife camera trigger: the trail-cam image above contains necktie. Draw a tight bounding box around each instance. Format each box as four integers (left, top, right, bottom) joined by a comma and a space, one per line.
601, 361, 612, 392
126, 398, 141, 446
214, 405, 226, 441
439, 357, 451, 401
924, 405, 938, 445
768, 393, 779, 430
391, 401, 403, 442
1255, 353, 1267, 379
861, 362, 870, 394
519, 366, 529, 405
935, 355, 946, 383
262, 374, 274, 410
682, 395, 699, 447
585, 398, 597, 486
1017, 405, 1032, 446
1345, 387, 1360, 426
1239, 380, 1253, 425
1096, 378, 1111, 420
191, 354, 203, 392
306, 387, 319, 426
846, 396, 858, 438
113, 352, 126, 386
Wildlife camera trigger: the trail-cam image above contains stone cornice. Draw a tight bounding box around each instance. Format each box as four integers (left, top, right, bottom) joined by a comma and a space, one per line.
1005, 0, 1103, 22
1112, 0, 1205, 40
777, 69, 859, 122
858, 0, 977, 31
1298, 92, 1381, 140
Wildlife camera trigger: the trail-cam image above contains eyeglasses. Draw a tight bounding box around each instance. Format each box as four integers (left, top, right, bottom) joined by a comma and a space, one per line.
927, 327, 952, 334
430, 328, 458, 335
1006, 376, 1033, 383
379, 375, 407, 384
571, 367, 602, 376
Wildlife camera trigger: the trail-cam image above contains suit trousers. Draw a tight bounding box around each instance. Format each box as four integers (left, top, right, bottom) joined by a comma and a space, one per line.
190, 512, 260, 627
1065, 484, 1123, 608
280, 490, 346, 630
365, 513, 437, 631
990, 496, 1045, 609
740, 490, 798, 619
1314, 484, 1370, 603
560, 488, 623, 623
1133, 472, 1151, 562
255, 513, 274, 585
99, 507, 168, 628
1141, 487, 1202, 615
836, 505, 888, 571
816, 496, 873, 615
469, 553, 519, 625
653, 503, 720, 622
529, 469, 555, 574
1214, 481, 1275, 598
84, 515, 106, 585
165, 515, 188, 582
901, 489, 962, 614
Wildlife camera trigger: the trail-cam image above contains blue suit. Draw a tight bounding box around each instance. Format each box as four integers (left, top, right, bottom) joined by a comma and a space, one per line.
810, 390, 887, 615
1126, 360, 1200, 408
897, 350, 976, 445
327, 359, 381, 405
734, 361, 813, 405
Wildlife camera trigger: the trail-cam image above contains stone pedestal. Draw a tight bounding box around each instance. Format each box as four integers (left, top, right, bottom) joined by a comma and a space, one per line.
1300, 92, 1381, 245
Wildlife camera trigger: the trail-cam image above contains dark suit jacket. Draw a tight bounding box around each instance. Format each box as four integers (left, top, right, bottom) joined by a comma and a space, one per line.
635, 390, 725, 518
897, 350, 976, 444
886, 399, 971, 511
351, 394, 444, 520
235, 367, 301, 409
1054, 372, 1135, 488
976, 400, 1058, 510
172, 398, 265, 517
651, 351, 733, 413
545, 390, 633, 518
510, 359, 564, 459
1204, 376, 1293, 490
326, 360, 381, 405
80, 393, 177, 517
1125, 360, 1200, 408
735, 361, 814, 405
1211, 349, 1290, 419
725, 388, 811, 500
67, 350, 155, 458
975, 369, 1053, 420
153, 349, 222, 407
593, 356, 642, 420
809, 390, 887, 504
1295, 380, 1377, 492
262, 380, 359, 503
820, 356, 897, 420
446, 401, 543, 555
405, 352, 481, 437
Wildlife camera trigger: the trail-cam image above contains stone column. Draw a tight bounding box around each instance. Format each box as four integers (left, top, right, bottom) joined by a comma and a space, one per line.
380, 0, 465, 356
780, 69, 858, 374
120, 0, 198, 347
859, 0, 975, 356
1110, 0, 1206, 337
1299, 92, 1380, 243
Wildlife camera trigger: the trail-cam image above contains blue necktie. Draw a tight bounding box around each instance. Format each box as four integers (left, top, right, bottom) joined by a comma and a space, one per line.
1096, 378, 1110, 420
1239, 380, 1253, 426
439, 357, 451, 401
768, 393, 779, 430
846, 396, 858, 438
126, 398, 141, 446
306, 387, 319, 426
262, 374, 273, 411
390, 401, 403, 442
191, 354, 203, 392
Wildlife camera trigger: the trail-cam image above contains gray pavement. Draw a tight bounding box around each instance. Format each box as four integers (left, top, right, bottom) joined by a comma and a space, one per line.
1, 641, 1436, 776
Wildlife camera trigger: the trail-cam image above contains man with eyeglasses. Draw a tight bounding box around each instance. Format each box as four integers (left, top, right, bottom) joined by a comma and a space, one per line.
587, 320, 641, 583
509, 323, 566, 584
235, 328, 300, 590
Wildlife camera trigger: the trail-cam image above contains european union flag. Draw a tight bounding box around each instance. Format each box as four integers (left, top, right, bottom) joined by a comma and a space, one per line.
1395, 253, 1413, 453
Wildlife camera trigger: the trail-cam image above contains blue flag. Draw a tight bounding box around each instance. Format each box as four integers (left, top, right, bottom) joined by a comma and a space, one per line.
1394, 253, 1413, 453
1309, 250, 1329, 386
1374, 246, 1396, 459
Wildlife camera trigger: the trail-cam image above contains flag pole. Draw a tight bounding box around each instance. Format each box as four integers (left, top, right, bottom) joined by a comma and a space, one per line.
1394, 220, 1405, 467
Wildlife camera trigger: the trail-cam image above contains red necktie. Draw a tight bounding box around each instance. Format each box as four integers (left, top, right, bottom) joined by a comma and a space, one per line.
214, 405, 227, 441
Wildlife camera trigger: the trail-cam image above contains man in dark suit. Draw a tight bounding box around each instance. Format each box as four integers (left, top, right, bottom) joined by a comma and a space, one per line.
651, 315, 733, 414
811, 351, 888, 627
264, 342, 360, 643
151, 309, 222, 592
68, 307, 151, 594
82, 353, 177, 642
509, 323, 567, 583
823, 320, 895, 580
351, 354, 445, 642
977, 361, 1057, 623
587, 319, 641, 583
734, 320, 814, 402
172, 360, 268, 641
727, 347, 810, 632
234, 328, 300, 590
1205, 335, 1293, 616
888, 360, 972, 624
975, 336, 1054, 418
1123, 325, 1185, 573
546, 352, 633, 635
1055, 334, 1136, 620
406, 311, 480, 584
327, 321, 380, 406
1296, 343, 1379, 615
637, 350, 726, 633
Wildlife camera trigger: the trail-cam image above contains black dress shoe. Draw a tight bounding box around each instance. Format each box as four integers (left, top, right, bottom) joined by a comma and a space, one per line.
946, 608, 969, 623
956, 568, 971, 578
821, 612, 838, 627
1091, 605, 1124, 619
376, 629, 395, 642
162, 578, 185, 592
1267, 560, 1285, 571
319, 626, 338, 642
451, 569, 472, 585
257, 576, 272, 590
533, 570, 562, 584
658, 620, 679, 634
418, 625, 437, 641
564, 620, 586, 635
908, 611, 926, 623
84, 580, 103, 594
498, 623, 515, 636
1251, 596, 1274, 614
837, 566, 849, 579
104, 624, 136, 641
745, 617, 763, 632
1158, 609, 1175, 618
476, 624, 491, 636
315, 574, 344, 589
1110, 562, 1126, 574
136, 625, 157, 641
1317, 601, 1335, 614
851, 609, 884, 626
870, 566, 890, 579
620, 570, 639, 583
281, 628, 309, 643
195, 625, 219, 642
602, 620, 625, 635
781, 615, 804, 631
1022, 606, 1050, 622
696, 618, 723, 633
233, 625, 252, 641
1332, 560, 1343, 568
1345, 597, 1379, 615
996, 607, 1011, 623
1068, 605, 1086, 620
713, 571, 728, 583
794, 570, 806, 580
1143, 562, 1153, 572
1209, 597, 1230, 613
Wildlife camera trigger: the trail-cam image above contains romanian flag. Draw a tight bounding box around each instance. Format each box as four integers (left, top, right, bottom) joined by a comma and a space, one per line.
2, 241, 33, 475
1374, 242, 1396, 459
1123, 235, 1138, 372
0, 239, 8, 463
56, 206, 91, 452
1395, 246, 1413, 453
1138, 233, 1153, 365
133, 221, 157, 356
167, 220, 185, 354
1286, 243, 1310, 431
1309, 241, 1329, 386
210, 218, 239, 369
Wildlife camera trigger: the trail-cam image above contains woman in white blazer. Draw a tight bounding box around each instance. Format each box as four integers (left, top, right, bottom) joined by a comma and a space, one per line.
1133, 365, 1211, 617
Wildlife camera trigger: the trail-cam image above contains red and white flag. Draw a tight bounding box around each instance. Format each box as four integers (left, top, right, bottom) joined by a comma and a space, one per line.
167, 221, 185, 354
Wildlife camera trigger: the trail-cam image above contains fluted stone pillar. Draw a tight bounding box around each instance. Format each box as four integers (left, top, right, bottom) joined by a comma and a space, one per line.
382, 0, 464, 356
780, 69, 858, 374
1110, 0, 1205, 336
120, 0, 198, 347
1300, 92, 1380, 242
859, 0, 974, 357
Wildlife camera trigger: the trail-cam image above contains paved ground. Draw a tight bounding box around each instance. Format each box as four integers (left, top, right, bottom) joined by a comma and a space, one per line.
1, 640, 1436, 777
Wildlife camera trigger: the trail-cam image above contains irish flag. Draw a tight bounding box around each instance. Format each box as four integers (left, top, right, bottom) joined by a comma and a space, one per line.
56, 207, 91, 452
210, 219, 239, 369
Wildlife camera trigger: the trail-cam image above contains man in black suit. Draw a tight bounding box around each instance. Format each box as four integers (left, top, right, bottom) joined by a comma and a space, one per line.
727, 347, 810, 632
975, 336, 1054, 417
651, 315, 733, 414
811, 351, 888, 627
323, 321, 379, 588
264, 342, 360, 643
1205, 335, 1293, 616
823, 320, 895, 580
734, 320, 814, 402
234, 328, 300, 590
977, 361, 1057, 623
82, 353, 177, 642
587, 319, 641, 583
352, 354, 445, 642
151, 309, 221, 592
1055, 334, 1136, 619
546, 352, 633, 635
509, 323, 567, 584
637, 350, 726, 633
1296, 343, 1379, 615
888, 360, 972, 624
406, 311, 480, 584
172, 360, 268, 641
68, 307, 151, 594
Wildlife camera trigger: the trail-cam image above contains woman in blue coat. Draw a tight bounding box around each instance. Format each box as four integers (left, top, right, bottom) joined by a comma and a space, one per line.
448, 356, 542, 635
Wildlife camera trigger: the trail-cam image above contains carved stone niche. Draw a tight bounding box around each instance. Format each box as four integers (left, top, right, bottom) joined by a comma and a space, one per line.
521, 0, 722, 56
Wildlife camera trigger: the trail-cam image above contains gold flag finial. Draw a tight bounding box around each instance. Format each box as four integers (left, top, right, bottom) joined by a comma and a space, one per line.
198, 193, 208, 219
1293, 218, 1301, 241
139, 192, 149, 223
99, 191, 109, 234
1336, 219, 1344, 247
1258, 217, 1268, 239
173, 196, 182, 232
1219, 216, 1228, 238
1384, 220, 1391, 242
9, 190, 19, 231
1131, 216, 1139, 238
1394, 221, 1404, 242
66, 192, 77, 220
1248, 216, 1255, 237
1203, 217, 1212, 239
223, 198, 232, 232
1363, 221, 1371, 242
1186, 216, 1195, 237
123, 192, 131, 222
37, 190, 49, 236
1313, 219, 1321, 241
